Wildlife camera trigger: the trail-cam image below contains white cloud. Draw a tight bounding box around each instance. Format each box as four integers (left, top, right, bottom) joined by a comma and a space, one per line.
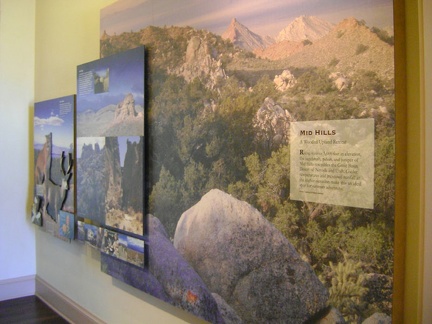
34, 116, 64, 128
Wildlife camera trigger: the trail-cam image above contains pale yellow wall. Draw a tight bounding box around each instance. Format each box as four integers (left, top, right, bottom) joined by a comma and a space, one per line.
34, 1, 204, 322
0, 0, 36, 283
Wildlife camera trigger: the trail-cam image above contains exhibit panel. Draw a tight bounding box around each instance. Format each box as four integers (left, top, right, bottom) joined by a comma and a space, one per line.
33, 95, 75, 241
75, 46, 146, 267
95, 0, 397, 323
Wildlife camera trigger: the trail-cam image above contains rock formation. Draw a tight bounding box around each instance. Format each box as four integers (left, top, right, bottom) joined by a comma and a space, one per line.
274, 69, 297, 91
176, 36, 227, 89
122, 137, 144, 212
317, 307, 346, 323
254, 97, 294, 151
104, 137, 123, 212
329, 72, 350, 91
114, 93, 137, 121
103, 214, 227, 324
103, 93, 144, 136
362, 313, 391, 324
174, 189, 329, 323
76, 142, 107, 223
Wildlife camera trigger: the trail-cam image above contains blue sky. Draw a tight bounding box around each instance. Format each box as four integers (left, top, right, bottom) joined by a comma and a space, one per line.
101, 0, 394, 38
34, 95, 74, 148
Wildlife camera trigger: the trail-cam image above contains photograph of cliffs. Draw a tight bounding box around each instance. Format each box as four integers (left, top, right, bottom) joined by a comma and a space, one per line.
99, 0, 395, 323
76, 136, 144, 236
77, 46, 145, 137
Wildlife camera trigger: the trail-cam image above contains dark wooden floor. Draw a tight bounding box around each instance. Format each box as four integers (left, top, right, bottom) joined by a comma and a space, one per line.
0, 295, 69, 324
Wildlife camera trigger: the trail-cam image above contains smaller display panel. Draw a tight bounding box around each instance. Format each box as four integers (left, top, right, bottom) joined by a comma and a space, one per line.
33, 95, 76, 241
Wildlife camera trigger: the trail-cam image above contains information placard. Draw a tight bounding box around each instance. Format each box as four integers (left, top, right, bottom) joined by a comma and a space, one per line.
290, 119, 374, 209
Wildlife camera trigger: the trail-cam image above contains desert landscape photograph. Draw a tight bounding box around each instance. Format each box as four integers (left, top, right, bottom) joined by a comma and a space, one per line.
99, 0, 395, 322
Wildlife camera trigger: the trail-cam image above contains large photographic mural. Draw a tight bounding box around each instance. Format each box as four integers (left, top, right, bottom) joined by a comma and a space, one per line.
99, 0, 395, 322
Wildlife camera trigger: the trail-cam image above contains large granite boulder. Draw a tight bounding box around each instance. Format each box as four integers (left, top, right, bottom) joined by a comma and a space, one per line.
174, 189, 329, 323
102, 214, 225, 324
147, 215, 225, 323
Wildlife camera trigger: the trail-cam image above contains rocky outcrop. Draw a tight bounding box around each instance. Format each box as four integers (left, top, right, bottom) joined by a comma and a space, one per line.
329, 72, 350, 91
317, 307, 346, 323
76, 142, 107, 223
174, 189, 329, 323
176, 36, 227, 89
122, 137, 144, 212
362, 313, 391, 324
104, 93, 144, 136
254, 97, 294, 151
114, 93, 137, 121
274, 69, 296, 91
102, 214, 226, 323
104, 137, 123, 211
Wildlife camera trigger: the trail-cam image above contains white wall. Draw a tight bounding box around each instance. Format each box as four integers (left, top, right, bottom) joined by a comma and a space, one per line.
0, 0, 36, 297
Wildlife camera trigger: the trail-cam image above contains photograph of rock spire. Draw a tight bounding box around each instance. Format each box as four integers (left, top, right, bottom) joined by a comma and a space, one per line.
76, 46, 145, 238
76, 46, 144, 137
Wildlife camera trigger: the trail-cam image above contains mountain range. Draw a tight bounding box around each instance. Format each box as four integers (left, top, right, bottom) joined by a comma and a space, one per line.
221, 18, 274, 52
222, 15, 394, 78
222, 15, 334, 52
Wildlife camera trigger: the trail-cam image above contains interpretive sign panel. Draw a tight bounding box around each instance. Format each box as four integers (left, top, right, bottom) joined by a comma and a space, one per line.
32, 95, 75, 241
76, 46, 146, 267
290, 119, 374, 208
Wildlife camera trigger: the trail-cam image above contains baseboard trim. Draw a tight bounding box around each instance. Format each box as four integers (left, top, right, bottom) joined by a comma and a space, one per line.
0, 275, 35, 301
35, 276, 104, 324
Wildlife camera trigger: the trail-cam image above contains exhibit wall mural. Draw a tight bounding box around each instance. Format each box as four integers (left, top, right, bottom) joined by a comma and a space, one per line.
97, 0, 396, 323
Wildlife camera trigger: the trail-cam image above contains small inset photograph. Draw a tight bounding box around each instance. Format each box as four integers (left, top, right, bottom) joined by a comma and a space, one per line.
84, 223, 101, 249
77, 221, 85, 242
101, 229, 120, 258
126, 236, 145, 268
94, 68, 110, 94
58, 211, 74, 240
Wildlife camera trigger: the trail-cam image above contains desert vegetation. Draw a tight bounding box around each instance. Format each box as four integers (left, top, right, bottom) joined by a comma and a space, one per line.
101, 21, 395, 322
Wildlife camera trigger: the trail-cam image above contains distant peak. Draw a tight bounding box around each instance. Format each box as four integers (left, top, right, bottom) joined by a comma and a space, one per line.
336, 17, 363, 29
276, 15, 334, 42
